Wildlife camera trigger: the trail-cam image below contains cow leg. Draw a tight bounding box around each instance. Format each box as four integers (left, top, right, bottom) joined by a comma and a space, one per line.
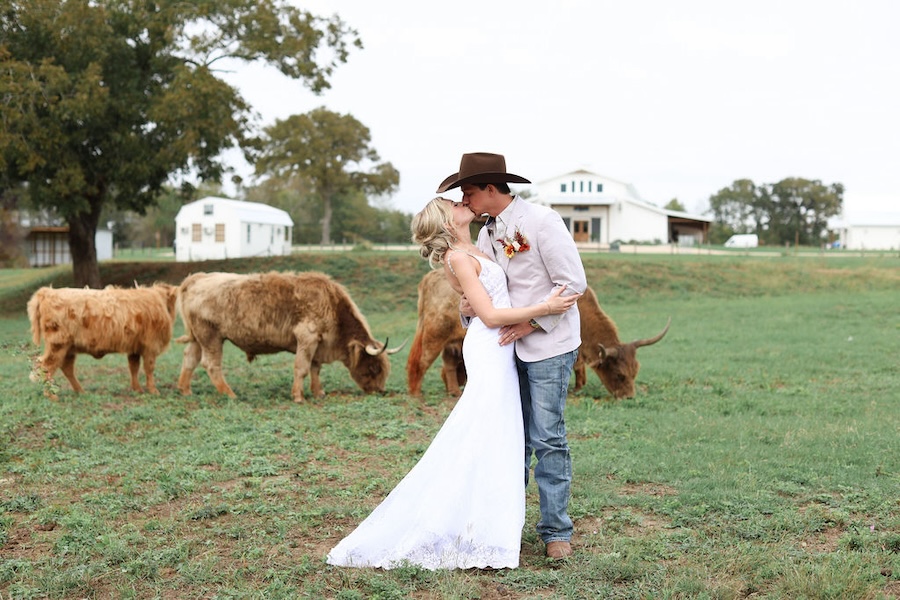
200, 339, 236, 398
59, 351, 85, 394
142, 353, 159, 395
33, 354, 56, 396
177, 341, 202, 395
127, 353, 143, 392
439, 343, 465, 397
573, 358, 586, 393
308, 361, 323, 399
290, 350, 315, 402
291, 326, 318, 402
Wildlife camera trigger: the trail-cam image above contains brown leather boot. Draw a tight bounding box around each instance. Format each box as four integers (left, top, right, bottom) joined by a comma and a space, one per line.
545, 541, 572, 559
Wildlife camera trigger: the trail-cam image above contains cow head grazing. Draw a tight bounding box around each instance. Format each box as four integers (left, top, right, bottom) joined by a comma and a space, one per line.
350, 337, 406, 393
588, 318, 670, 399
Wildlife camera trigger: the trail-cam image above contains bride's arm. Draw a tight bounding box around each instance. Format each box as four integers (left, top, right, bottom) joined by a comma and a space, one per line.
446, 252, 577, 329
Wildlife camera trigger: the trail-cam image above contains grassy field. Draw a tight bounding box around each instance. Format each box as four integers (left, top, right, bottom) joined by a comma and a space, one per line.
1, 252, 898, 599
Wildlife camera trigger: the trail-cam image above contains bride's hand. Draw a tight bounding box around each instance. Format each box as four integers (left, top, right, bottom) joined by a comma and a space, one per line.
544, 285, 581, 315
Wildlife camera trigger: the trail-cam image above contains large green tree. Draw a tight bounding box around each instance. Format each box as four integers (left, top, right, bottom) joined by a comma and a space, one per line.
251, 106, 399, 245
0, 0, 360, 287
707, 177, 842, 246
708, 179, 765, 239
765, 177, 843, 246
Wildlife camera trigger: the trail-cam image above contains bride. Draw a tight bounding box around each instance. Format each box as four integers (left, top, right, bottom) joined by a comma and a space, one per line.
326, 197, 578, 570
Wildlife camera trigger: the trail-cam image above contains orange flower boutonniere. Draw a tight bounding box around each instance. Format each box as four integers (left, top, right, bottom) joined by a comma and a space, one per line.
497, 228, 531, 258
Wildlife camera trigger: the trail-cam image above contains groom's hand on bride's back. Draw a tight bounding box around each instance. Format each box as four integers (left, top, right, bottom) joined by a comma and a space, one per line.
459, 296, 476, 318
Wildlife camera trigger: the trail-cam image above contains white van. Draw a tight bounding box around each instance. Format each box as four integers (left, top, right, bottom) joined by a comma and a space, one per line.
724, 234, 759, 248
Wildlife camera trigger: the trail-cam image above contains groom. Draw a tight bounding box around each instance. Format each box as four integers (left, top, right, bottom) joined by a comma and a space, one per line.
437, 152, 587, 559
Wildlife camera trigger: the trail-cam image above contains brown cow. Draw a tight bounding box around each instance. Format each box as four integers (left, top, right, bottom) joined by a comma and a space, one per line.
406, 271, 669, 399
27, 283, 178, 399
406, 270, 468, 397
573, 287, 670, 399
176, 271, 404, 402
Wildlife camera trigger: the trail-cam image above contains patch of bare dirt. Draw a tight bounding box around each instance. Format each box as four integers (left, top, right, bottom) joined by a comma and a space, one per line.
619, 482, 678, 497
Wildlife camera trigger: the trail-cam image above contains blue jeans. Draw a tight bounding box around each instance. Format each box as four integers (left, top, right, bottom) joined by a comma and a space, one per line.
517, 349, 577, 543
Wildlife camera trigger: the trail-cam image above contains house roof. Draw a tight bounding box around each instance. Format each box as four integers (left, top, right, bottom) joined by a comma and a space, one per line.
534, 168, 712, 223
178, 196, 293, 226
834, 211, 900, 227
536, 168, 632, 189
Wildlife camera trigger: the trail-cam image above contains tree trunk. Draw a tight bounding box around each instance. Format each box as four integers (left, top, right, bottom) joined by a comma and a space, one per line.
320, 195, 333, 245
68, 208, 102, 289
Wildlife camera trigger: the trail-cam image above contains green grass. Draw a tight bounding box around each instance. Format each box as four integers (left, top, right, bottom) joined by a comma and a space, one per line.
1, 252, 898, 599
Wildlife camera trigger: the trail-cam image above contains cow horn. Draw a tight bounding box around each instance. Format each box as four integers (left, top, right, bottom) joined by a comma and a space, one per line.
597, 343, 618, 361
632, 317, 671, 348
365, 339, 386, 356
386, 338, 408, 355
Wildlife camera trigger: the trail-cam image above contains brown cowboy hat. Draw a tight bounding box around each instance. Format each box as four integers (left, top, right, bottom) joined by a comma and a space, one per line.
436, 152, 531, 193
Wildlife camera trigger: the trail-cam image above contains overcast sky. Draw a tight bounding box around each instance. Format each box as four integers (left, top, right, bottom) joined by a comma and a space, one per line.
220, 0, 899, 218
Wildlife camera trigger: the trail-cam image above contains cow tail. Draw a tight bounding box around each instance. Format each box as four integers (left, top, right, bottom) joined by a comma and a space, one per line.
405, 280, 429, 386
26, 290, 43, 345
407, 329, 424, 371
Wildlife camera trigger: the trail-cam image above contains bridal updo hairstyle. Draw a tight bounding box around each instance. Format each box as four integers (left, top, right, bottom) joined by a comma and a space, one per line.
411, 197, 456, 268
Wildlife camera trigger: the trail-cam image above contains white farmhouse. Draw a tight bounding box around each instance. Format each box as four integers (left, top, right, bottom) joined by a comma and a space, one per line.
174, 197, 293, 262
836, 212, 900, 250
530, 169, 711, 247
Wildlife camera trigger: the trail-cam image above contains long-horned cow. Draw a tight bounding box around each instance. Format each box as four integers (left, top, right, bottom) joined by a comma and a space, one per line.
406, 270, 669, 399
574, 287, 670, 399
176, 271, 404, 402
26, 283, 179, 399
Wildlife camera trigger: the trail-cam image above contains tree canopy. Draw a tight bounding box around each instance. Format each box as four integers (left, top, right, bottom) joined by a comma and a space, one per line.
708, 177, 843, 246
251, 106, 399, 245
0, 0, 360, 287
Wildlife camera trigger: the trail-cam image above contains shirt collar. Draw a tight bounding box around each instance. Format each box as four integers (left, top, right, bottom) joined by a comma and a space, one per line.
494, 197, 517, 235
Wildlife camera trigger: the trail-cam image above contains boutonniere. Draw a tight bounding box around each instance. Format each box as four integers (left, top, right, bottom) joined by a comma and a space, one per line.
497, 228, 530, 258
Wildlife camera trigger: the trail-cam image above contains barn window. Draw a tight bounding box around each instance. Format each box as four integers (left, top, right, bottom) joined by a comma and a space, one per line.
246, 224, 251, 243
597, 182, 603, 192
215, 223, 225, 242
203, 204, 214, 215
191, 223, 201, 242
284, 227, 290, 242
560, 183, 567, 193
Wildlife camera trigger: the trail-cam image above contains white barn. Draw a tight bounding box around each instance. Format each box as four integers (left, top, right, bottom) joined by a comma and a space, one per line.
174, 197, 293, 262
530, 169, 711, 246
836, 212, 900, 250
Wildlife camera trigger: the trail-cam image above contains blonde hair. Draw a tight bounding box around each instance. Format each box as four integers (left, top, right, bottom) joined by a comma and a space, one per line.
411, 197, 457, 268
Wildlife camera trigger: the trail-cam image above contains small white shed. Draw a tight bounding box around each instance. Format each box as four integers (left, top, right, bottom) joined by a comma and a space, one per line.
26, 226, 113, 267
174, 197, 293, 262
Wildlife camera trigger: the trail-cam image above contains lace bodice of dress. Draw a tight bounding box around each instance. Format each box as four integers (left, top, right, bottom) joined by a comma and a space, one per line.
448, 250, 510, 311
474, 256, 511, 310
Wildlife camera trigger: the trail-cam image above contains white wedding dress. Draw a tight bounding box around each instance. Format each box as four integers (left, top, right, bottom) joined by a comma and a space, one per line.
327, 256, 525, 570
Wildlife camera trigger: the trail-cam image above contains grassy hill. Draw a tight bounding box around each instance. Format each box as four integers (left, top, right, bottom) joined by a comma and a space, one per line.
2, 251, 897, 317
